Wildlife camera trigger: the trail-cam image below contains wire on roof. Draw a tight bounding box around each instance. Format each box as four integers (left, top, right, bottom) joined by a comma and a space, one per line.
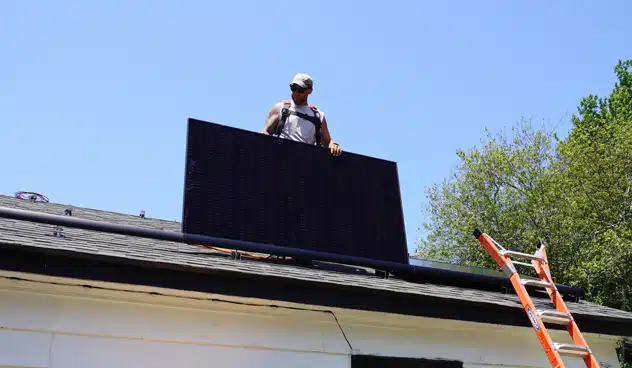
15, 191, 49, 203
190, 243, 273, 260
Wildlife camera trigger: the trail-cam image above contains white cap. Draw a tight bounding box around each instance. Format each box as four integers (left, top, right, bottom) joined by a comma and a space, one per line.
291, 73, 313, 89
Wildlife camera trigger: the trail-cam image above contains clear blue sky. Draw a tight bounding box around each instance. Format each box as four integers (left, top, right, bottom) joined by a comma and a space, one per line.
2, 1, 631, 254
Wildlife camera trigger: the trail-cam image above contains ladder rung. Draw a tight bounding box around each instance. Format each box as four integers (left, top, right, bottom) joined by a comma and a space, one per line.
521, 279, 556, 289
474, 233, 597, 366
538, 310, 572, 325
513, 261, 535, 268
553, 343, 591, 357
501, 250, 547, 263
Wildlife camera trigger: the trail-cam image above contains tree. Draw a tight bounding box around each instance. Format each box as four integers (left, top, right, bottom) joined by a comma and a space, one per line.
418, 120, 558, 267
555, 59, 632, 310
417, 59, 632, 311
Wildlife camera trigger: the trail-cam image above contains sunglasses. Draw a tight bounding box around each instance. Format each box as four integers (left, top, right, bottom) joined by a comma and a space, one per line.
290, 84, 309, 93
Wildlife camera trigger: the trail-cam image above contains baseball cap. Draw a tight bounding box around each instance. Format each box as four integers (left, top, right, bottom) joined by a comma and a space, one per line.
291, 73, 313, 89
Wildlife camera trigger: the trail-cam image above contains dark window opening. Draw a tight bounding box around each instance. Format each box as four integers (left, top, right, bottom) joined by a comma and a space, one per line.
617, 339, 632, 366
352, 355, 464, 368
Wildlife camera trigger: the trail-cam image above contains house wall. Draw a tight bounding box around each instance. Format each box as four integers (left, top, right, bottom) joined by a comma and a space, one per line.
0, 271, 625, 368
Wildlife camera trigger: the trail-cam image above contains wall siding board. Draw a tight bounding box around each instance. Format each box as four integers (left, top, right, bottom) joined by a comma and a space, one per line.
0, 276, 625, 368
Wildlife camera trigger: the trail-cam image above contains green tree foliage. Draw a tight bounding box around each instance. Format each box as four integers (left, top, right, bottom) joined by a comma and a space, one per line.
556, 59, 632, 310
417, 59, 632, 311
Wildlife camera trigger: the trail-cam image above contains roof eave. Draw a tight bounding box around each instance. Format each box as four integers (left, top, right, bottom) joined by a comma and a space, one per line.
1, 242, 630, 337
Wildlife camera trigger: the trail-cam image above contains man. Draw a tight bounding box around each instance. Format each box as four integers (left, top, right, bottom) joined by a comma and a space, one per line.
261, 73, 342, 156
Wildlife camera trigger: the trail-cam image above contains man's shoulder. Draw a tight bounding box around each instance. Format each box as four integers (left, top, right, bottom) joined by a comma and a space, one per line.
269, 101, 285, 114
309, 104, 325, 118
273, 100, 294, 109
270, 100, 325, 117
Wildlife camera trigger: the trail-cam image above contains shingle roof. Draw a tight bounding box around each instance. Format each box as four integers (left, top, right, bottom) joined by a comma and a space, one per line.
1, 194, 632, 336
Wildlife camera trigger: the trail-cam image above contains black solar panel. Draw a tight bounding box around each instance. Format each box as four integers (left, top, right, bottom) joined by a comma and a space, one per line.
181, 118, 408, 264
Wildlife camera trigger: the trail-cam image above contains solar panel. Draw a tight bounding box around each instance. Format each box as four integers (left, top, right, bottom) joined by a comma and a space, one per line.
408, 257, 505, 277
181, 118, 408, 264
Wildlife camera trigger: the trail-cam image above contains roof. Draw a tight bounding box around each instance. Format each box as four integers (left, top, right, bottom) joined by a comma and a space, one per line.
1, 194, 631, 336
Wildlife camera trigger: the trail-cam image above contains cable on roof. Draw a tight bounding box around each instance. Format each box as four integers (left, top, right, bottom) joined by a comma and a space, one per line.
190, 243, 272, 260
15, 191, 49, 203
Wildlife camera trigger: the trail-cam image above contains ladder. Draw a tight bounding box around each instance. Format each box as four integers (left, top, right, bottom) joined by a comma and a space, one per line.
472, 228, 600, 368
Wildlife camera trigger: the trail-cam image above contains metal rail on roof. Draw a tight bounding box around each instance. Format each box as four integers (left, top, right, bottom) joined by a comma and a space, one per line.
0, 206, 411, 270
0, 206, 585, 298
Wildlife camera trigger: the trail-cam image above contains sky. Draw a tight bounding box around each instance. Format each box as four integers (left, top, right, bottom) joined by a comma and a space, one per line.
2, 1, 631, 254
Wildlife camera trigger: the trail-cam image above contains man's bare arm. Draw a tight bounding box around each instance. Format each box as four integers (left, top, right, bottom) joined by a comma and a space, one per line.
261, 103, 282, 135
319, 116, 332, 146
319, 116, 342, 156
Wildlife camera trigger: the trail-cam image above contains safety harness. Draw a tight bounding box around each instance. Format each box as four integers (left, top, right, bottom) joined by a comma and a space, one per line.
274, 100, 322, 145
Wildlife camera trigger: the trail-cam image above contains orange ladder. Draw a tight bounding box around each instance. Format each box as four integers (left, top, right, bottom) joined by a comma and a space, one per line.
473, 228, 600, 368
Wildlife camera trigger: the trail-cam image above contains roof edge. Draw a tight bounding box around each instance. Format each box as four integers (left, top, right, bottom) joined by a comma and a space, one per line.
0, 241, 630, 337
0, 206, 585, 299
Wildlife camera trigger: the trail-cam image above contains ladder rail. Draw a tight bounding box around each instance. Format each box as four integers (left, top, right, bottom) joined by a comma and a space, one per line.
532, 245, 600, 368
473, 229, 567, 368
472, 229, 601, 368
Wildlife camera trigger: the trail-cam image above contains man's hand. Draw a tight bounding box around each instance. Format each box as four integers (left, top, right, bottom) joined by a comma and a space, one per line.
329, 141, 342, 156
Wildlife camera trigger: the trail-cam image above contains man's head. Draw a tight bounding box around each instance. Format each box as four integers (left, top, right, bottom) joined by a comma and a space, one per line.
290, 73, 313, 105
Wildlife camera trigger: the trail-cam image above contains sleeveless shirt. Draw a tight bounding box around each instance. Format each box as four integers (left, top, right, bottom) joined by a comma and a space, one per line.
277, 101, 325, 145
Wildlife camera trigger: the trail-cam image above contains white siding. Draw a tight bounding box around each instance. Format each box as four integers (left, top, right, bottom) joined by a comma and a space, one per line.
48, 334, 348, 368
0, 330, 52, 368
336, 312, 624, 368
0, 272, 626, 368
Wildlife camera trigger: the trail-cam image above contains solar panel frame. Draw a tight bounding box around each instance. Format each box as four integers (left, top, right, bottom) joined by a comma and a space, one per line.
181, 118, 409, 264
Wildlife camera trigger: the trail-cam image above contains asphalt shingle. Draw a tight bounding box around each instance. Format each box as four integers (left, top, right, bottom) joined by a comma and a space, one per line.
1, 194, 632, 323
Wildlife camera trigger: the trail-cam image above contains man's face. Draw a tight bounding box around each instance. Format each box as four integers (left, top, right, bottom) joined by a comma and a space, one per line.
290, 83, 311, 104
